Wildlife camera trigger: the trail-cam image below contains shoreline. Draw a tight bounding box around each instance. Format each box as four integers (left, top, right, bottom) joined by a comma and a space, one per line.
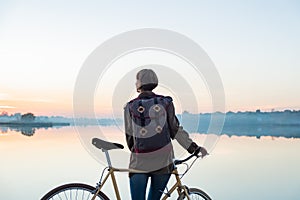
0, 121, 70, 127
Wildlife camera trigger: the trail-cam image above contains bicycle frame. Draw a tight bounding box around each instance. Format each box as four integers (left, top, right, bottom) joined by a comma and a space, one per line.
91, 149, 191, 200
41, 138, 208, 200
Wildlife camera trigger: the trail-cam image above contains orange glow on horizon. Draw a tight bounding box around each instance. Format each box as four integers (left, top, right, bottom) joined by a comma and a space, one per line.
1, 89, 299, 117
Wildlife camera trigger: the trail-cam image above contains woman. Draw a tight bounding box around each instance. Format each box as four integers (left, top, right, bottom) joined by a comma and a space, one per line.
124, 69, 208, 200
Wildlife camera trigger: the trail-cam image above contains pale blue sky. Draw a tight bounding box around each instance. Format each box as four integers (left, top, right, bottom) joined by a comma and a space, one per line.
0, 0, 299, 116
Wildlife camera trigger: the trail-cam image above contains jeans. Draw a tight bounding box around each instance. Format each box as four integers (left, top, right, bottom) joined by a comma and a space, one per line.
130, 173, 171, 200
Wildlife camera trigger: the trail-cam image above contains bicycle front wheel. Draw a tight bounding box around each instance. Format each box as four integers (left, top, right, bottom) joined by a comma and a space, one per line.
41, 183, 109, 200
178, 188, 212, 200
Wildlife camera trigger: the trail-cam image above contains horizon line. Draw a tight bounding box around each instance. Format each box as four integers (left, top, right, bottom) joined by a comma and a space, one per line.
1, 109, 300, 119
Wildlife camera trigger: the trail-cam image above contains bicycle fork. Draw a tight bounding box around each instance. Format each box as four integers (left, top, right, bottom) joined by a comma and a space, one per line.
176, 174, 191, 200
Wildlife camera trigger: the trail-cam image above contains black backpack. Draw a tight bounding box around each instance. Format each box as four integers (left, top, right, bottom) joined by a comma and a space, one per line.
128, 95, 172, 153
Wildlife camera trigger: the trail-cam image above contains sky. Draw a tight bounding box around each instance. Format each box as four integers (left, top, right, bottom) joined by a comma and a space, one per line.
0, 0, 300, 117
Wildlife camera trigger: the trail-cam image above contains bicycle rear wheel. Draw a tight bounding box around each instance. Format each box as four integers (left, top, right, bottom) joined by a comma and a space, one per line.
41, 183, 109, 200
178, 188, 212, 200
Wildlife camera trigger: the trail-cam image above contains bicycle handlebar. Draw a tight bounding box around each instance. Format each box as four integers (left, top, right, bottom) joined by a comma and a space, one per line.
174, 153, 198, 165
174, 150, 209, 165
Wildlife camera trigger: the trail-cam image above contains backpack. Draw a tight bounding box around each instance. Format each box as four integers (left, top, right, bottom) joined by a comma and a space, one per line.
128, 95, 172, 153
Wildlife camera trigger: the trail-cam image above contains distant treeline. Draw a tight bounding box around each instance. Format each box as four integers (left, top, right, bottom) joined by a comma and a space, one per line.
73, 110, 300, 138
179, 110, 300, 138
1, 110, 299, 138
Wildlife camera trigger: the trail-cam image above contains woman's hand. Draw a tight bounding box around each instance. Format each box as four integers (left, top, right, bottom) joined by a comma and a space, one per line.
194, 146, 209, 158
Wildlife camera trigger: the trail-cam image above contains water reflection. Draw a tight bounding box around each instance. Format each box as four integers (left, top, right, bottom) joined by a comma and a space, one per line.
0, 124, 67, 136
0, 126, 299, 200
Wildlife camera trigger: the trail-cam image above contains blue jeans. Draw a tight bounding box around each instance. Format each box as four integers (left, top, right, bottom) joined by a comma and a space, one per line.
130, 173, 171, 200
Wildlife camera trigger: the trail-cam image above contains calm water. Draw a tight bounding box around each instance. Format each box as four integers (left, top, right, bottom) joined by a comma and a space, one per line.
0, 126, 300, 200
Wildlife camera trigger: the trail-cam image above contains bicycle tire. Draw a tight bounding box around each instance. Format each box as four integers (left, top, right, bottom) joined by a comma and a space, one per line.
40, 183, 110, 200
178, 187, 212, 200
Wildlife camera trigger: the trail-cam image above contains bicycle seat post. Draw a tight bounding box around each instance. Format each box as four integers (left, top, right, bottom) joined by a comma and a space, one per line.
102, 149, 112, 167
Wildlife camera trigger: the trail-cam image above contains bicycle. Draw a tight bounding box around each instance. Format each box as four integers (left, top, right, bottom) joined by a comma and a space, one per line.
41, 138, 212, 200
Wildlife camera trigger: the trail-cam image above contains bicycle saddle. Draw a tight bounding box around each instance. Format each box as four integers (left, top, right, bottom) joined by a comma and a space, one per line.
92, 138, 124, 150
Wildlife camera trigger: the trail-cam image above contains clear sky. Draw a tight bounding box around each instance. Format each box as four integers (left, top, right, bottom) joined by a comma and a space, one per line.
0, 0, 299, 117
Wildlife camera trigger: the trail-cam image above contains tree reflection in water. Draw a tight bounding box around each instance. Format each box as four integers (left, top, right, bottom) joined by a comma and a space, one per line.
0, 125, 66, 136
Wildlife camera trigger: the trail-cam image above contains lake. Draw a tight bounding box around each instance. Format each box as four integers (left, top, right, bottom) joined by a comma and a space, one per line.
0, 126, 299, 200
